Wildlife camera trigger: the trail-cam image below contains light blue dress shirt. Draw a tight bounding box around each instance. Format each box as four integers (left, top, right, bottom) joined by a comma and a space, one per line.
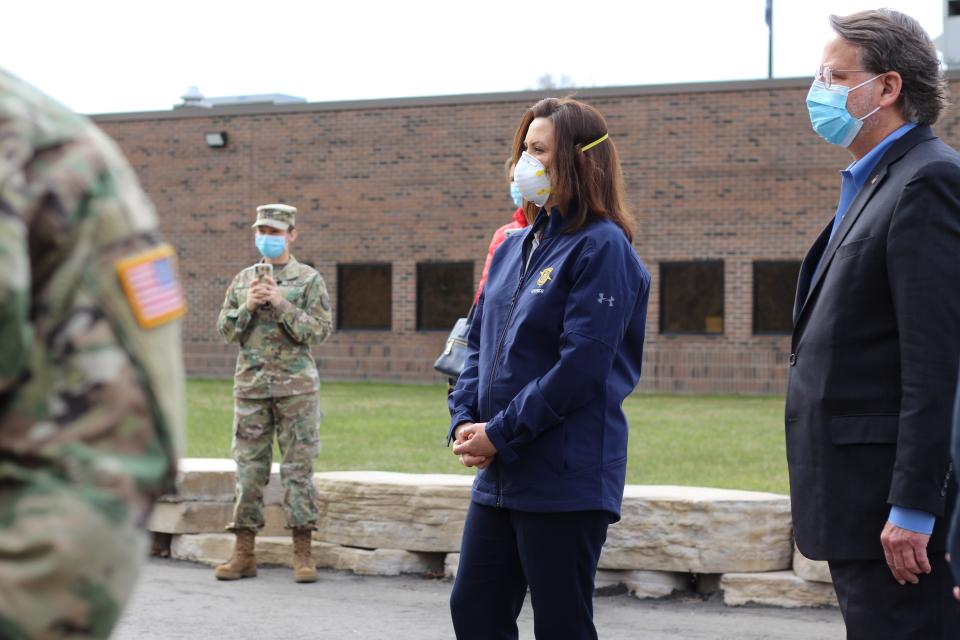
829, 122, 915, 240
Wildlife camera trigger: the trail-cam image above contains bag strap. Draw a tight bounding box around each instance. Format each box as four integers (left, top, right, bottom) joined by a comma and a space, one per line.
465, 300, 477, 325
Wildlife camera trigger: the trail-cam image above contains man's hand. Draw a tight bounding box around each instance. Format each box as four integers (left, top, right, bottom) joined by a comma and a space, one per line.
880, 521, 931, 585
453, 422, 495, 469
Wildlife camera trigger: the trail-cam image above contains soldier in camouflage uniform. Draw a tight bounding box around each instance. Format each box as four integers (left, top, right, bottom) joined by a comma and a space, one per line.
216, 204, 332, 583
0, 69, 185, 639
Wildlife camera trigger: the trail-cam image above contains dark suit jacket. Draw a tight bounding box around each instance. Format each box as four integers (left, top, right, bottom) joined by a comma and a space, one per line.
786, 125, 960, 561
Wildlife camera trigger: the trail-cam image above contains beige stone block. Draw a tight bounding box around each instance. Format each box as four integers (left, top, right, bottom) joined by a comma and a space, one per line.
252, 536, 311, 567
327, 546, 445, 576
171, 533, 333, 568
721, 571, 838, 608
170, 533, 232, 565
622, 570, 690, 599
792, 545, 832, 583
445, 553, 460, 580
594, 569, 688, 598
600, 486, 793, 573
159, 458, 284, 504
171, 534, 444, 576
148, 501, 287, 536
314, 471, 473, 552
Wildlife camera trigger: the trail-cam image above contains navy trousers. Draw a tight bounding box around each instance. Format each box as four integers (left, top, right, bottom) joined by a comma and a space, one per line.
450, 501, 609, 640
829, 554, 960, 639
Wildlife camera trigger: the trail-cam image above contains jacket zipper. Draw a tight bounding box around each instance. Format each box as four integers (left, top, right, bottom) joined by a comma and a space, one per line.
485, 231, 549, 508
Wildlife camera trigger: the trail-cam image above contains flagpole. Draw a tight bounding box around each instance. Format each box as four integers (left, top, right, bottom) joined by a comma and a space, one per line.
767, 0, 773, 79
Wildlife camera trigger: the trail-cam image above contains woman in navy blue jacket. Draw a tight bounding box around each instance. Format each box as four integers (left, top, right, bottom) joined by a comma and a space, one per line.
448, 97, 651, 640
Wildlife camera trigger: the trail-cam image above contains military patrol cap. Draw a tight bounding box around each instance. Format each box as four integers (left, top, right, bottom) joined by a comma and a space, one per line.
252, 204, 296, 231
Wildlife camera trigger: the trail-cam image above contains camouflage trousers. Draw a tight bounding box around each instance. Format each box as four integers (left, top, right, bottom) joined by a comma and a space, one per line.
229, 393, 320, 531
0, 465, 148, 640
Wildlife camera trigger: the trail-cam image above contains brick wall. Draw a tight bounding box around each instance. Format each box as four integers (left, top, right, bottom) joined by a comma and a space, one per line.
94, 75, 960, 393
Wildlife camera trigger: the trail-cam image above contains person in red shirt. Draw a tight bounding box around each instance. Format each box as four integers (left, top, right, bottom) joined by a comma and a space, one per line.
445, 163, 531, 396
474, 160, 530, 302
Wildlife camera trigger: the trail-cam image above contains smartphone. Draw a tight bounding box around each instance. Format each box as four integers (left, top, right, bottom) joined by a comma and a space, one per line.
254, 263, 273, 280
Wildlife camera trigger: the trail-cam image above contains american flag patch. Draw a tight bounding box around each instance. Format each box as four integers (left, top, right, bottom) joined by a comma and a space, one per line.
115, 244, 187, 329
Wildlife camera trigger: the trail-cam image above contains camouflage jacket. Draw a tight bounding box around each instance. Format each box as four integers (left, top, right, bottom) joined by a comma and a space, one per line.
0, 69, 185, 497
217, 256, 332, 398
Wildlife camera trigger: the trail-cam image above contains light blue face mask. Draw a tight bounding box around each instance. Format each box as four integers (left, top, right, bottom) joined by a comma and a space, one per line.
255, 233, 286, 259
509, 181, 522, 208
806, 75, 881, 147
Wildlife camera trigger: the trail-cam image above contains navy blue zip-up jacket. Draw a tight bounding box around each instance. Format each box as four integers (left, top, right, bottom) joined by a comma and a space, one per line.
449, 207, 650, 521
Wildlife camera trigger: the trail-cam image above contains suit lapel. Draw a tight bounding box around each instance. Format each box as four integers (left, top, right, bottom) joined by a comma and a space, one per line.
793, 125, 937, 327
794, 221, 832, 325
799, 165, 888, 312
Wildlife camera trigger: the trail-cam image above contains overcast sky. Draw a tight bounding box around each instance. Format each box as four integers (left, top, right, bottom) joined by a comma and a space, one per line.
2, 1, 945, 114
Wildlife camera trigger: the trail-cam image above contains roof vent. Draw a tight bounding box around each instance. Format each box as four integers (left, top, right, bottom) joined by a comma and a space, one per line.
179, 86, 212, 108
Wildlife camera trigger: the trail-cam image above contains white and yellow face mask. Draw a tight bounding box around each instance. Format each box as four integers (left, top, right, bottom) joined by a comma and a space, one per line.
513, 151, 551, 207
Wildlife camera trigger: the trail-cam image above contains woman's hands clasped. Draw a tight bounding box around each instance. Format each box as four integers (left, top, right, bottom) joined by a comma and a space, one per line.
452, 423, 497, 469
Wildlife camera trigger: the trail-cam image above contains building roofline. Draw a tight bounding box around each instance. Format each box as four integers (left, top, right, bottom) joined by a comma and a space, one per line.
91, 70, 960, 122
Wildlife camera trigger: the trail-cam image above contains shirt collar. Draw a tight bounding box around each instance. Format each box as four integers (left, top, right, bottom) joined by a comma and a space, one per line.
274, 255, 299, 279
844, 122, 916, 189
531, 201, 580, 238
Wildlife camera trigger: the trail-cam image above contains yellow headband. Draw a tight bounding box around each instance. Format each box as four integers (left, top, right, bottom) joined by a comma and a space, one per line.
580, 133, 609, 153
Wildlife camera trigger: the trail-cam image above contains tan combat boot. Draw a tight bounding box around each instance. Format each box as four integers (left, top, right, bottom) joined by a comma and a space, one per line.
214, 529, 257, 580
292, 528, 317, 583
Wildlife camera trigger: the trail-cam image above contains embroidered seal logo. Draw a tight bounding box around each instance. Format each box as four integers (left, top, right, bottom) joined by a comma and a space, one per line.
537, 267, 554, 287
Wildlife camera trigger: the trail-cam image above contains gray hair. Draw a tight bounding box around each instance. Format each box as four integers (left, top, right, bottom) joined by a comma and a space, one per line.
829, 9, 948, 125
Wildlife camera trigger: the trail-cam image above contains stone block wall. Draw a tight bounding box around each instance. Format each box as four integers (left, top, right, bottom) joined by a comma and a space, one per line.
153, 460, 837, 608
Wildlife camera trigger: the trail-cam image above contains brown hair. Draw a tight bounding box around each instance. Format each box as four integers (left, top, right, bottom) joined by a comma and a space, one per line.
830, 9, 947, 125
510, 97, 634, 242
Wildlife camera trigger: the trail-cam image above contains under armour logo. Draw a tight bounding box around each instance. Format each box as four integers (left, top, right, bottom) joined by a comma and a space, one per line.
598, 293, 614, 307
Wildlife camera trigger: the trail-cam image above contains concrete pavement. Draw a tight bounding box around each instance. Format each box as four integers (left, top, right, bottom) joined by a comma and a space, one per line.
113, 559, 844, 639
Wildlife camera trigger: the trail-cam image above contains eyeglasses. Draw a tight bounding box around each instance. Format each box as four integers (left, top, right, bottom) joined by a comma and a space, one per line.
815, 65, 871, 90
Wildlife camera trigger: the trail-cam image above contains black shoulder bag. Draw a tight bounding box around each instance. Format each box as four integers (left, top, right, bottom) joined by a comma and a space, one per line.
433, 302, 476, 378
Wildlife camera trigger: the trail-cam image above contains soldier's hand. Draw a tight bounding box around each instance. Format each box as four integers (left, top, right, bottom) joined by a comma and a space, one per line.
245, 281, 268, 311
259, 276, 284, 307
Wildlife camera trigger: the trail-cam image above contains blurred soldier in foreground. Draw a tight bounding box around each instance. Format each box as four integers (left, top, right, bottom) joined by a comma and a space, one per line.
216, 204, 332, 583
0, 69, 186, 638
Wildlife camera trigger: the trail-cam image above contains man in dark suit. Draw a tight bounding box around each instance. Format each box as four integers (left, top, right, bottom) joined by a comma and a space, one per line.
787, 9, 960, 638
